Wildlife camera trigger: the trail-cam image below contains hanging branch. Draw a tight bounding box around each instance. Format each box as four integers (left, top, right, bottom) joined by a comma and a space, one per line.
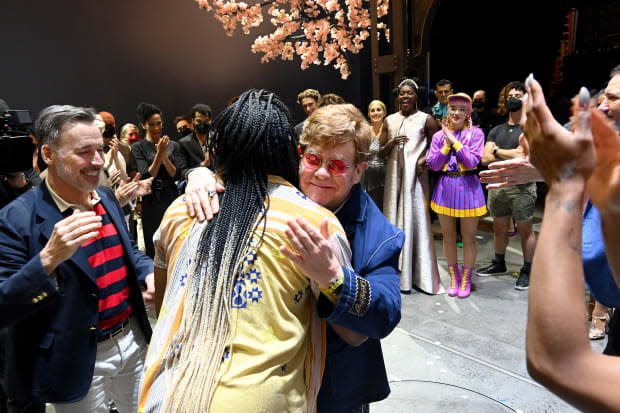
196, 0, 389, 79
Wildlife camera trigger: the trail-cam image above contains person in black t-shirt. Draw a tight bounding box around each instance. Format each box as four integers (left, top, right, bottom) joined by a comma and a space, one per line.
478, 81, 537, 290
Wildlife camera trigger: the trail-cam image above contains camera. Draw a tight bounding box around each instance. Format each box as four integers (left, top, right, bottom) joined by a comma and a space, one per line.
0, 110, 35, 175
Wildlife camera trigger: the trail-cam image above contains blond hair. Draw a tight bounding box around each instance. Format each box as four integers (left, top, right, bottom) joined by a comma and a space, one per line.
367, 100, 387, 117
297, 89, 321, 105
300, 104, 372, 162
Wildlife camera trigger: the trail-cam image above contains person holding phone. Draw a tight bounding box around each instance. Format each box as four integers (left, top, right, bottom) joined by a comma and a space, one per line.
383, 78, 444, 294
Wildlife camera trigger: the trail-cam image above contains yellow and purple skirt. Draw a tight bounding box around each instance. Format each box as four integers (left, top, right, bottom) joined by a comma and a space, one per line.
431, 173, 487, 218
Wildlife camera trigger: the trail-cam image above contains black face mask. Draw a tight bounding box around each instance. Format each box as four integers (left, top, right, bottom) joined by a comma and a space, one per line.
178, 127, 191, 137
472, 100, 485, 109
507, 97, 523, 112
195, 122, 209, 135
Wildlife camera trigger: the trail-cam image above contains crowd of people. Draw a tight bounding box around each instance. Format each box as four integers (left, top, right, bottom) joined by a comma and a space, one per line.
0, 64, 619, 412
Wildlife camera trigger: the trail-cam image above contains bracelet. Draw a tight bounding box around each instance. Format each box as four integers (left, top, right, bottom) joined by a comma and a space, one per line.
319, 271, 345, 298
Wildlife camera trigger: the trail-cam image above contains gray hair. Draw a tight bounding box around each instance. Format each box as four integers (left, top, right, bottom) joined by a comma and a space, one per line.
35, 105, 96, 149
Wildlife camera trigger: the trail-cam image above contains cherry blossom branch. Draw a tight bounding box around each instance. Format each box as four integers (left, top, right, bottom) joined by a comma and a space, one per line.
195, 0, 389, 79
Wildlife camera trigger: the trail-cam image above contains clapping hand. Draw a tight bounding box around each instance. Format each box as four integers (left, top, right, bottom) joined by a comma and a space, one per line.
155, 136, 170, 160
586, 107, 620, 214
115, 173, 153, 206
523, 74, 595, 187
108, 170, 122, 187
109, 138, 120, 159
442, 119, 457, 146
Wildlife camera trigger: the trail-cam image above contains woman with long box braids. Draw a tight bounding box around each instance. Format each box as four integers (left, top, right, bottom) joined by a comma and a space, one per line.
138, 89, 359, 412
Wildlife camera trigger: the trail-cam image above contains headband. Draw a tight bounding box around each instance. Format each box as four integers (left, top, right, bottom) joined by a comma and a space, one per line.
398, 78, 419, 91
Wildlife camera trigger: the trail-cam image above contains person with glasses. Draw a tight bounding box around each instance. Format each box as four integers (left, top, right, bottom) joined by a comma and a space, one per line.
292, 103, 404, 412
427, 93, 486, 298
139, 91, 363, 412
384, 78, 444, 294
180, 103, 404, 413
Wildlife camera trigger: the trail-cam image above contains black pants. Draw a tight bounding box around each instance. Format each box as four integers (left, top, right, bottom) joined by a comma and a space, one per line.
1, 330, 45, 413
6, 400, 44, 413
604, 309, 620, 356
141, 185, 178, 258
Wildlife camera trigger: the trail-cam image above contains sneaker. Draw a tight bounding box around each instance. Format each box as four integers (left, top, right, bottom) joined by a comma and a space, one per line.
515, 270, 530, 290
476, 260, 507, 277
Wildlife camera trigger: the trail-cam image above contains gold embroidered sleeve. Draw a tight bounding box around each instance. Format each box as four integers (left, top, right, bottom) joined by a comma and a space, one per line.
348, 277, 371, 317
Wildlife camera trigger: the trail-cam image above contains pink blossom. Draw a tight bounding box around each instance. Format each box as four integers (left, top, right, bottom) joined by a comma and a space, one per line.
195, 0, 390, 79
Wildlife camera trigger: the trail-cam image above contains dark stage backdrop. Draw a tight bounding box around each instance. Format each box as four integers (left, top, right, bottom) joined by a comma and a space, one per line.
3, 0, 615, 132
428, 0, 620, 124
0, 0, 362, 135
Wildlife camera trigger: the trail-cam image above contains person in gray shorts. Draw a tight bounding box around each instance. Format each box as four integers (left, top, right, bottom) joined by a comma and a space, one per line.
478, 81, 538, 290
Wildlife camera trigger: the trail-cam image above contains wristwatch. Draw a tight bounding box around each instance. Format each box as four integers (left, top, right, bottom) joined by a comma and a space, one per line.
493, 148, 499, 157
320, 272, 345, 298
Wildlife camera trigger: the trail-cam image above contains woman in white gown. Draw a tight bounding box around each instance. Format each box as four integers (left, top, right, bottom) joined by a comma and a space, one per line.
384, 78, 444, 294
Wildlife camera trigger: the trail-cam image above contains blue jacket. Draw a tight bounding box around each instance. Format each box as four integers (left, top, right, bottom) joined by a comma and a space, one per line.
582, 200, 620, 307
317, 184, 404, 412
0, 183, 153, 403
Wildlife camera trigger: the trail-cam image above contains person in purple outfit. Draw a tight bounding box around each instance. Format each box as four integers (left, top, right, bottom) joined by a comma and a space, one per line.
427, 93, 487, 298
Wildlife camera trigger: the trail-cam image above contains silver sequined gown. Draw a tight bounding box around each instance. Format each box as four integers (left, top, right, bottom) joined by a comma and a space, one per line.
360, 136, 385, 210
384, 111, 444, 294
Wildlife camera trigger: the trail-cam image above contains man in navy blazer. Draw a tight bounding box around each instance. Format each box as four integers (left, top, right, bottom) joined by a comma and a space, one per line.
0, 105, 154, 412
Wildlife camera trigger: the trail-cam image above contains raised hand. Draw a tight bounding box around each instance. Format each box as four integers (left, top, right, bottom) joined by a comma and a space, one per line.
109, 138, 120, 159
115, 178, 139, 206
39, 211, 102, 275
586, 109, 620, 214
524, 74, 595, 187
155, 136, 170, 159
442, 119, 457, 146
135, 175, 153, 197
108, 170, 122, 187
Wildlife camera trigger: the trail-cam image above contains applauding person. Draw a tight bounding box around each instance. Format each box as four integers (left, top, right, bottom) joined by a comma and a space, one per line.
427, 93, 486, 298
524, 71, 620, 411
